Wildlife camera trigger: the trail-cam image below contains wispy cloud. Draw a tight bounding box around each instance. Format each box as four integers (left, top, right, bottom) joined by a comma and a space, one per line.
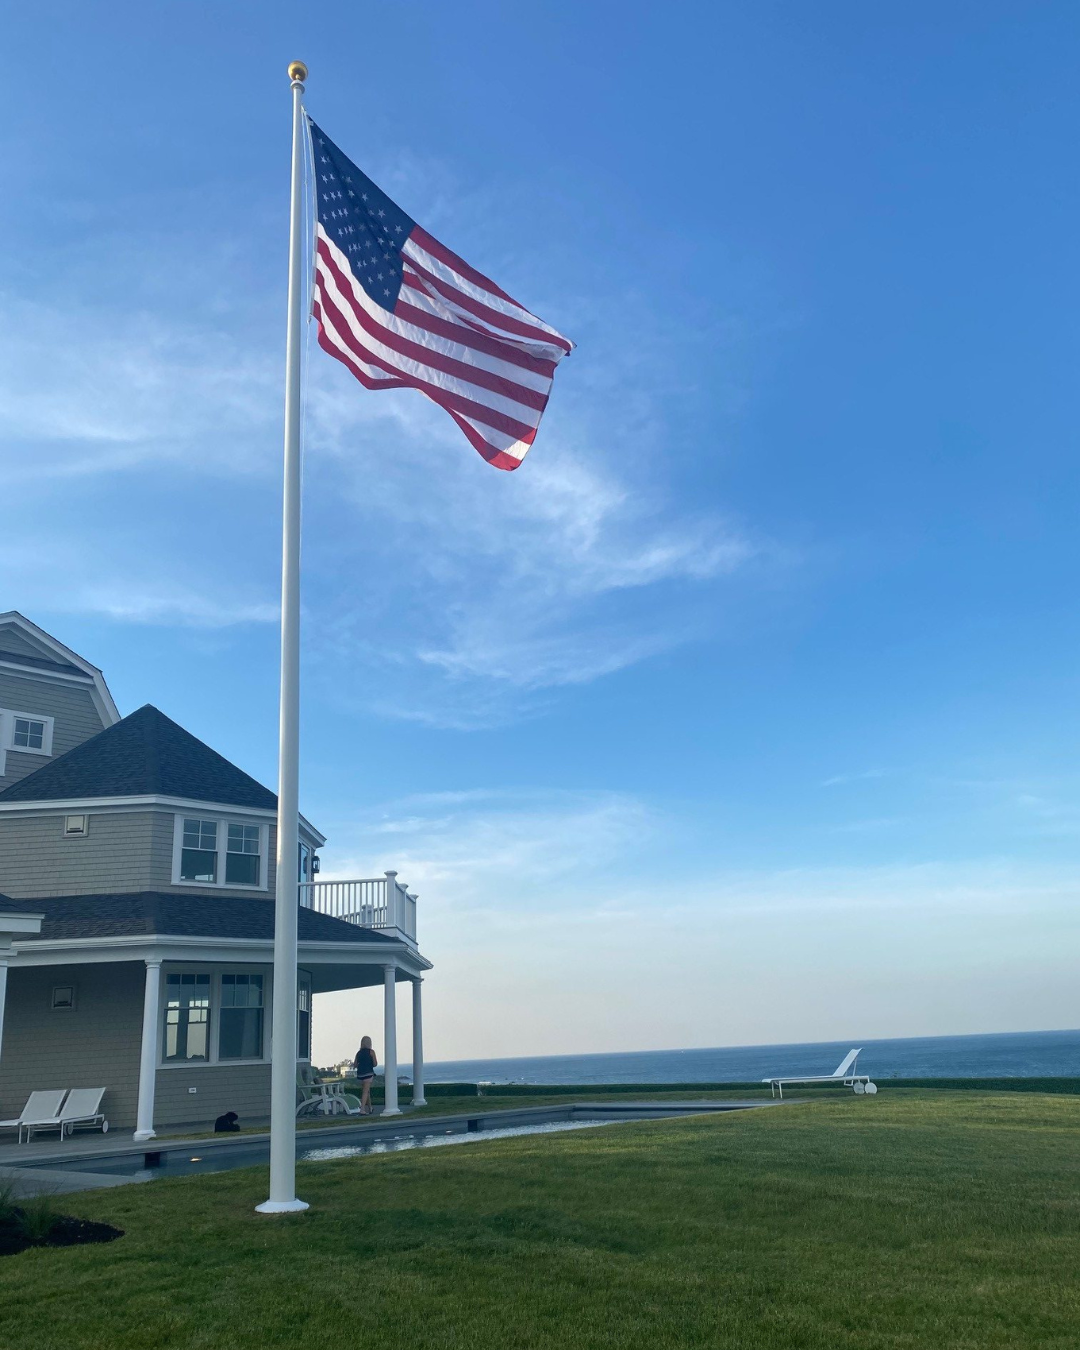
820, 768, 891, 788
0, 292, 280, 483
303, 332, 765, 725
326, 787, 654, 911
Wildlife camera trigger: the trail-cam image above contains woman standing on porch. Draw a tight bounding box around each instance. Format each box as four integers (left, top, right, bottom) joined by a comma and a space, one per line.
353, 1036, 377, 1115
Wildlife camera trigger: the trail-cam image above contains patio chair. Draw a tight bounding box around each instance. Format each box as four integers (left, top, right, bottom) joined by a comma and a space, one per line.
296, 1064, 329, 1117
763, 1048, 877, 1100
0, 1089, 67, 1143
296, 1066, 363, 1117
58, 1087, 109, 1139
322, 1079, 363, 1116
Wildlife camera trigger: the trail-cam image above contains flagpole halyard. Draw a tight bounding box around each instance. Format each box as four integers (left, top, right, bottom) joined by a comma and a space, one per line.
256, 59, 310, 1217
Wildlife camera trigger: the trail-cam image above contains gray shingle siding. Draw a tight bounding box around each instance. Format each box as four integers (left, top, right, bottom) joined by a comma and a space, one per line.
0, 629, 49, 659
0, 811, 160, 900
0, 809, 276, 901
154, 1064, 271, 1129
0, 961, 275, 1129
0, 962, 142, 1126
0, 671, 107, 792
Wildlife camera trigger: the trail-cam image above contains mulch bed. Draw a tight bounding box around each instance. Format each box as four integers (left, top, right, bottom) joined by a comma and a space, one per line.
0, 1208, 123, 1258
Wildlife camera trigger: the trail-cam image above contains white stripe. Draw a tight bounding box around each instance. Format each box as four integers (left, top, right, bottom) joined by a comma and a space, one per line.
402, 260, 570, 364
402, 237, 570, 343
452, 411, 532, 460
316, 301, 404, 385
318, 229, 551, 395
319, 300, 526, 460
316, 262, 542, 428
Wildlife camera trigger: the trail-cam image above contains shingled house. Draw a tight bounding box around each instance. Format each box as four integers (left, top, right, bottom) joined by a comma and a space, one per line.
0, 612, 430, 1138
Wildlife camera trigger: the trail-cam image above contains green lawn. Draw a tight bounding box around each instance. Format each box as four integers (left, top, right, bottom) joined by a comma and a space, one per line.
3, 1091, 1079, 1349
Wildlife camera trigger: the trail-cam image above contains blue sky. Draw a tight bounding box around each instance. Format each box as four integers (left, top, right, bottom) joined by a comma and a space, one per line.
4, 3, 1080, 1065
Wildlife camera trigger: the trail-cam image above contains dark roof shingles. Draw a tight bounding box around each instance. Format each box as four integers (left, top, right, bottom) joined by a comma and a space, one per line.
0, 705, 276, 809
15, 892, 393, 945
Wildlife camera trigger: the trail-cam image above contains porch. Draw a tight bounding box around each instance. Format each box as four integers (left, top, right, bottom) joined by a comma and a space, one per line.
0, 889, 432, 1142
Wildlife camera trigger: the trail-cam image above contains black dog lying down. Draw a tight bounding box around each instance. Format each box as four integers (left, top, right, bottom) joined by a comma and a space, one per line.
214, 1111, 241, 1133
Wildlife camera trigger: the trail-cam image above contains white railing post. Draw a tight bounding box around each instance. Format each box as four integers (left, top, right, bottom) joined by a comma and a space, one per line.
384, 870, 399, 931
382, 962, 400, 1116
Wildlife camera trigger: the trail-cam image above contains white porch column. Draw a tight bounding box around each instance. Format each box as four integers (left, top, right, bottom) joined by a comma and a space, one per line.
382, 962, 400, 1116
411, 977, 426, 1107
134, 959, 162, 1142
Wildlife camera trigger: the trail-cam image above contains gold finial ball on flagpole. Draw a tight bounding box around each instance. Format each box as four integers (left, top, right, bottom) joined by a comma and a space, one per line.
288, 61, 308, 84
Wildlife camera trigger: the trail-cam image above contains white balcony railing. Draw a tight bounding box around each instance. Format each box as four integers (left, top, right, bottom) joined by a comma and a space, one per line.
300, 870, 417, 945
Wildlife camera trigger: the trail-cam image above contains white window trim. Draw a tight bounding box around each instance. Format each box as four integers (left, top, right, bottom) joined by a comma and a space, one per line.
0, 708, 55, 776
170, 813, 269, 892
157, 965, 273, 1068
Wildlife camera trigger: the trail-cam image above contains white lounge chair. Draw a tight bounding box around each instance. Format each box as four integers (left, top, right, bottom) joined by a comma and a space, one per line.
763, 1048, 878, 1099
58, 1087, 109, 1139
0, 1089, 67, 1143
21, 1086, 109, 1142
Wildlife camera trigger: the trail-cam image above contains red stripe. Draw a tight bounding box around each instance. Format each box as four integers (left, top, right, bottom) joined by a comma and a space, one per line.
317, 299, 524, 471
317, 244, 547, 412
396, 280, 557, 378
444, 409, 524, 470
403, 255, 574, 355
410, 224, 518, 307
317, 281, 542, 443
314, 301, 407, 390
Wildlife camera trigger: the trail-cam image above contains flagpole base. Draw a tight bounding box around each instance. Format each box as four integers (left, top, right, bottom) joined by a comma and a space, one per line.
255, 1198, 310, 1215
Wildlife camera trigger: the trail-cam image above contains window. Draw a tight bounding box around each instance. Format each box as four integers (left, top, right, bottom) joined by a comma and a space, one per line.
159, 969, 272, 1067
163, 973, 211, 1061
0, 708, 54, 771
172, 815, 267, 890
226, 823, 261, 887
51, 985, 75, 1011
64, 814, 89, 837
219, 974, 264, 1060
297, 974, 312, 1060
13, 717, 45, 750
180, 819, 218, 883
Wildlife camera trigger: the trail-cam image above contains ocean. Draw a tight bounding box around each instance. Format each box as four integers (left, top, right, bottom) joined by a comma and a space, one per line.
423, 1029, 1080, 1085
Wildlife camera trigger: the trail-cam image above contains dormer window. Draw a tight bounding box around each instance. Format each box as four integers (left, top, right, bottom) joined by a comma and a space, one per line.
0, 708, 54, 771
13, 717, 45, 750
173, 814, 268, 891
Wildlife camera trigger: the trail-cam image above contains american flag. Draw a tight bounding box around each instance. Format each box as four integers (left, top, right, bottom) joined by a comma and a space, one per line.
308, 120, 574, 471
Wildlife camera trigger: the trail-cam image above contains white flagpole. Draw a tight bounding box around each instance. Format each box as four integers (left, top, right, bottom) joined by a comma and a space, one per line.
256, 59, 310, 1216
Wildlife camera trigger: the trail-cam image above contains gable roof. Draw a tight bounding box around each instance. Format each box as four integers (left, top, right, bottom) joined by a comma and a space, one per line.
0, 704, 276, 810
0, 612, 120, 725
11, 892, 395, 944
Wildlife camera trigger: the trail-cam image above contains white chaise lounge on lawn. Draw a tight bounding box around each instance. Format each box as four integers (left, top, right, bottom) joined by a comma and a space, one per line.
764, 1048, 878, 1099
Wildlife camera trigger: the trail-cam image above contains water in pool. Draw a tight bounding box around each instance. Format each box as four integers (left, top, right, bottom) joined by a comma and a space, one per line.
38, 1115, 631, 1181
